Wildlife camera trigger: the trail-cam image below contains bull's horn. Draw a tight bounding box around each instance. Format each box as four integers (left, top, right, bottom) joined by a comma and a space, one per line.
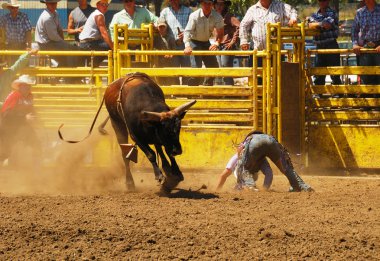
173, 100, 197, 115
141, 111, 162, 120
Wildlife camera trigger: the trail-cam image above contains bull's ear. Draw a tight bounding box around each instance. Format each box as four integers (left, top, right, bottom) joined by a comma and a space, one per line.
141, 111, 162, 122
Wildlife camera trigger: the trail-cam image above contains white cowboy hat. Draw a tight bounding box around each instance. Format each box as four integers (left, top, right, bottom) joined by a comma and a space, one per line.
90, 0, 111, 8
11, 75, 36, 91
1, 0, 21, 9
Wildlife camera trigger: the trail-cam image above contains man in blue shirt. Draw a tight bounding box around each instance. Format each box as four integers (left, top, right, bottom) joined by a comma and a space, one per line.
352, 0, 380, 85
308, 0, 342, 85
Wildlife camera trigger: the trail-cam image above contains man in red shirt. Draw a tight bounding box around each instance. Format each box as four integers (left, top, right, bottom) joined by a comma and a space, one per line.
0, 75, 41, 167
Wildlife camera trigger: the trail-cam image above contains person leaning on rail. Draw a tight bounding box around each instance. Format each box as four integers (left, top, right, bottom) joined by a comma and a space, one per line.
153, 17, 180, 85
213, 0, 240, 86
239, 0, 297, 85
216, 131, 314, 192
0, 49, 38, 106
352, 0, 380, 86
67, 0, 95, 46
0, 0, 32, 51
79, 0, 113, 67
183, 0, 224, 86
307, 0, 342, 86
159, 0, 192, 85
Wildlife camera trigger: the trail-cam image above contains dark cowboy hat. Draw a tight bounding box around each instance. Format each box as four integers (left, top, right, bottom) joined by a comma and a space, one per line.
213, 0, 231, 5
40, 0, 61, 4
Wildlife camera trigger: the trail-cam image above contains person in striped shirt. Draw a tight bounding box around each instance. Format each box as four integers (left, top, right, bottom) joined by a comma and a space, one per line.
239, 0, 297, 85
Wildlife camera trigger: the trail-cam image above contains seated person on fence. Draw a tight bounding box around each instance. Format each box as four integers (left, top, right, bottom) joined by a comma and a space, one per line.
153, 17, 180, 85
0, 75, 41, 168
35, 0, 79, 68
67, 0, 95, 46
0, 0, 32, 51
216, 131, 314, 192
0, 49, 38, 106
79, 0, 113, 67
108, 0, 157, 41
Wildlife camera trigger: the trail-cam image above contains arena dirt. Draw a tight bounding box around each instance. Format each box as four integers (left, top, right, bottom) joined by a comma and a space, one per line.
0, 166, 379, 260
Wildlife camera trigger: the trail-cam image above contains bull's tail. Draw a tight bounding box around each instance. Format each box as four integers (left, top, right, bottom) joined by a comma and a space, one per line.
58, 95, 105, 143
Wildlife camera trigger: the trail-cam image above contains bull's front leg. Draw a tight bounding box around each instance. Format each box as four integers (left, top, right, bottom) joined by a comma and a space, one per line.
167, 154, 183, 181
137, 143, 163, 182
154, 145, 172, 177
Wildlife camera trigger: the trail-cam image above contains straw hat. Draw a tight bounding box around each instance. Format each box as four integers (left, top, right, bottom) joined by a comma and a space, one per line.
11, 75, 35, 91
40, 0, 61, 4
90, 0, 111, 8
1, 0, 21, 9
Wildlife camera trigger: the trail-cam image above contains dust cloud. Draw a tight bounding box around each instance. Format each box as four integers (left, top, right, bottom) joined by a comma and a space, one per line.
0, 128, 132, 196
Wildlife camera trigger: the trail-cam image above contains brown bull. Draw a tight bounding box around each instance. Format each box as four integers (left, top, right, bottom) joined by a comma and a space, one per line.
104, 73, 196, 192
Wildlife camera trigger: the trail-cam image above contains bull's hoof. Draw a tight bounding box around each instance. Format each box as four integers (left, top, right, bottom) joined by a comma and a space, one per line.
126, 182, 136, 192
160, 176, 181, 194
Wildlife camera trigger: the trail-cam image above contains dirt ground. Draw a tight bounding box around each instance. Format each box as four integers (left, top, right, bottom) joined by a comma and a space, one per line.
0, 166, 379, 260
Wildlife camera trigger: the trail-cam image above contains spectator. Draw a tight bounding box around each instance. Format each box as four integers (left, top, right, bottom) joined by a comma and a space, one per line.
35, 0, 78, 67
0, 0, 32, 50
0, 49, 38, 104
109, 0, 158, 41
239, 0, 297, 84
183, 0, 224, 86
67, 0, 95, 46
159, 0, 192, 85
308, 0, 342, 86
352, 0, 380, 85
153, 17, 180, 85
0, 75, 41, 167
213, 0, 240, 85
79, 0, 113, 67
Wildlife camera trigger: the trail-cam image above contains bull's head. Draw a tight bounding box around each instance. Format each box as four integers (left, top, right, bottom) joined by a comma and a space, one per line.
141, 100, 196, 156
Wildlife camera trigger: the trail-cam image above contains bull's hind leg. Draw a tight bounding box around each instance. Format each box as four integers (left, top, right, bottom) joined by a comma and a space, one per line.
110, 119, 135, 191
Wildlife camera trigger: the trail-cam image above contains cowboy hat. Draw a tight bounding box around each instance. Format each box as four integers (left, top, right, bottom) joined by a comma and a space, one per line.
1, 0, 21, 9
40, 0, 61, 4
157, 17, 167, 27
11, 75, 36, 91
213, 0, 231, 5
90, 0, 111, 8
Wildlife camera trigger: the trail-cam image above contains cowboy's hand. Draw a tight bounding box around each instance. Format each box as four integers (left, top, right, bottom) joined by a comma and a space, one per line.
240, 44, 250, 51
184, 46, 192, 55
209, 44, 219, 51
26, 113, 36, 122
353, 45, 362, 55
28, 49, 39, 56
376, 45, 380, 53
288, 19, 297, 27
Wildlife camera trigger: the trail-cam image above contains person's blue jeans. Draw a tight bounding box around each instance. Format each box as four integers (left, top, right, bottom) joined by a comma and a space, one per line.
216, 47, 234, 85
314, 40, 342, 85
188, 40, 219, 86
359, 52, 380, 85
79, 39, 110, 68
